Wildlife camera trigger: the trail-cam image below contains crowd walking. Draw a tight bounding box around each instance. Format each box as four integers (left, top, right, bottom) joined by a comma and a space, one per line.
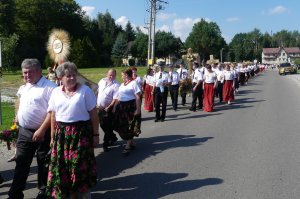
2, 58, 266, 199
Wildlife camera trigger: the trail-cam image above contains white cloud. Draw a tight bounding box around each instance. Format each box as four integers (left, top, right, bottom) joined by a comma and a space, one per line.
157, 13, 177, 21
268, 5, 287, 15
116, 16, 129, 29
157, 25, 171, 32
82, 6, 95, 17
172, 17, 202, 41
226, 17, 239, 22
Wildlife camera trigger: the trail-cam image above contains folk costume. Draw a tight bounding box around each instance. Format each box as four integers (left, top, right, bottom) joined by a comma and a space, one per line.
203, 70, 217, 112
47, 84, 98, 199
143, 73, 155, 112
223, 69, 235, 104
113, 80, 142, 140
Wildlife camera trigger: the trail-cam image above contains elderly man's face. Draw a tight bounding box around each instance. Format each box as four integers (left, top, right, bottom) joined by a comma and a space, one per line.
22, 66, 42, 84
107, 70, 116, 82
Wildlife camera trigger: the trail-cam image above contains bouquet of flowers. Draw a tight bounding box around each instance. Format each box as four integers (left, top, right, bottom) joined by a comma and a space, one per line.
0, 123, 19, 150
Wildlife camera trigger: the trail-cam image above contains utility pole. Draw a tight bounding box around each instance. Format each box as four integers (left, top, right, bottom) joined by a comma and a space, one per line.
0, 41, 2, 125
146, 0, 168, 68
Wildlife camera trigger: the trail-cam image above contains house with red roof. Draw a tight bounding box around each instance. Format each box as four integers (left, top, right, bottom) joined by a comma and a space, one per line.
262, 47, 300, 65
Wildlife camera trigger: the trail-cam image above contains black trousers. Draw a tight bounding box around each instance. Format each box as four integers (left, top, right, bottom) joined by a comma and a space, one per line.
169, 84, 179, 110
8, 127, 50, 199
99, 110, 117, 143
155, 87, 168, 120
180, 93, 187, 105
216, 81, 223, 102
191, 82, 203, 110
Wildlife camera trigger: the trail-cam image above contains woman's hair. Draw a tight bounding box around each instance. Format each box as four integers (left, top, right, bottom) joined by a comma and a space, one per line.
56, 62, 78, 78
122, 68, 133, 78
131, 66, 137, 71
146, 68, 153, 75
206, 64, 212, 70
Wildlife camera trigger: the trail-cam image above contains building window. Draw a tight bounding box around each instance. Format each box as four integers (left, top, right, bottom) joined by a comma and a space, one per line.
282, 53, 285, 56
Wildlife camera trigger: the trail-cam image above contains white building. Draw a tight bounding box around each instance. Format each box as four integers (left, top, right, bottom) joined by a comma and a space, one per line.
262, 47, 300, 65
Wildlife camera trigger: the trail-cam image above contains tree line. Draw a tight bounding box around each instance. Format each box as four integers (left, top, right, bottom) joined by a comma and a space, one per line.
1, 0, 300, 70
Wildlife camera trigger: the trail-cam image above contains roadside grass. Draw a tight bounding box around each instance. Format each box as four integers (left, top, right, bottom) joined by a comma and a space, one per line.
0, 102, 15, 131
2, 66, 148, 88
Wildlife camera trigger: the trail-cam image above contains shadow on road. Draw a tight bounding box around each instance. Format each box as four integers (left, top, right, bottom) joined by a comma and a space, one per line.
93, 172, 223, 199
93, 135, 218, 198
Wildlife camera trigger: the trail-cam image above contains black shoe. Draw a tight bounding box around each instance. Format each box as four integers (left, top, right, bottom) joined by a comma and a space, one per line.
161, 119, 165, 122
103, 142, 109, 152
0, 175, 3, 184
154, 119, 159, 122
198, 106, 202, 110
108, 136, 118, 146
36, 191, 47, 199
189, 108, 196, 112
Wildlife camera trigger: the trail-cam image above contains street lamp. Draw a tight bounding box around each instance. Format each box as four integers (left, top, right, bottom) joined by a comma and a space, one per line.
220, 48, 224, 63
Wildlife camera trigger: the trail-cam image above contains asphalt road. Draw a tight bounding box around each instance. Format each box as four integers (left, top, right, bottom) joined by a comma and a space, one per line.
1, 69, 300, 199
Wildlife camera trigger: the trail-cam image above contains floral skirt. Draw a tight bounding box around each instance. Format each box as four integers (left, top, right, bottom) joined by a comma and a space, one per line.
114, 99, 141, 140
47, 121, 97, 199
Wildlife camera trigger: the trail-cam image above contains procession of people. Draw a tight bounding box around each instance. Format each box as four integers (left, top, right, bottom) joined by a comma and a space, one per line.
2, 57, 265, 199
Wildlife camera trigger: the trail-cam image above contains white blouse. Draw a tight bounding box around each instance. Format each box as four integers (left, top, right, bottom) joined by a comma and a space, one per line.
204, 71, 217, 83
48, 84, 96, 122
118, 80, 141, 102
224, 70, 235, 80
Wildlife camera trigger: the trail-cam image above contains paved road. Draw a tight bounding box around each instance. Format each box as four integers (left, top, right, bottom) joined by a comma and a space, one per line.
1, 70, 300, 199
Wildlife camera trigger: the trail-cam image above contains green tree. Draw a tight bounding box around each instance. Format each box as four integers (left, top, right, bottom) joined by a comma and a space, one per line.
155, 31, 182, 59
185, 19, 226, 61
0, 33, 20, 71
14, 0, 85, 64
111, 33, 128, 66
0, 0, 15, 36
131, 29, 148, 65
125, 22, 136, 42
70, 37, 98, 68
97, 11, 123, 66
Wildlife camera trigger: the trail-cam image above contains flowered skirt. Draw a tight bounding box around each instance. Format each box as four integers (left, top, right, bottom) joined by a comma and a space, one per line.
114, 99, 141, 140
47, 120, 97, 199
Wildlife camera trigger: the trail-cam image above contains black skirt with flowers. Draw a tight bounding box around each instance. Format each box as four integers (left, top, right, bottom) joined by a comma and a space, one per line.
47, 120, 97, 199
113, 99, 141, 140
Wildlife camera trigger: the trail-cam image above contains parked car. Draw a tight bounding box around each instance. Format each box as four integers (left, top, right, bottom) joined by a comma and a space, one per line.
278, 63, 297, 75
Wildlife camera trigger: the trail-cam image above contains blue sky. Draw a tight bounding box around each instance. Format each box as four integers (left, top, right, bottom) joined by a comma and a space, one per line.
76, 0, 300, 43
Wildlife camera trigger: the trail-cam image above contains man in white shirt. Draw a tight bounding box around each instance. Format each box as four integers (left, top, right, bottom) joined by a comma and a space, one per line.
152, 61, 171, 122
168, 64, 180, 110
190, 61, 204, 111
177, 63, 188, 106
9, 59, 56, 199
97, 69, 119, 152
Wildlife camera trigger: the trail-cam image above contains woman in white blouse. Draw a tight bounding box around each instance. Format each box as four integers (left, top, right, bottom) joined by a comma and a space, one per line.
113, 68, 142, 156
223, 64, 235, 105
203, 65, 218, 112
47, 62, 99, 199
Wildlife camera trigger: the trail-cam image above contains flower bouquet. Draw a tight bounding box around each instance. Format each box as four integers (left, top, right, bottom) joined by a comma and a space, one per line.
0, 123, 19, 150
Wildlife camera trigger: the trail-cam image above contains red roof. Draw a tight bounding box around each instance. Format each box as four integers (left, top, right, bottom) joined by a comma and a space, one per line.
263, 48, 280, 54
284, 47, 300, 53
